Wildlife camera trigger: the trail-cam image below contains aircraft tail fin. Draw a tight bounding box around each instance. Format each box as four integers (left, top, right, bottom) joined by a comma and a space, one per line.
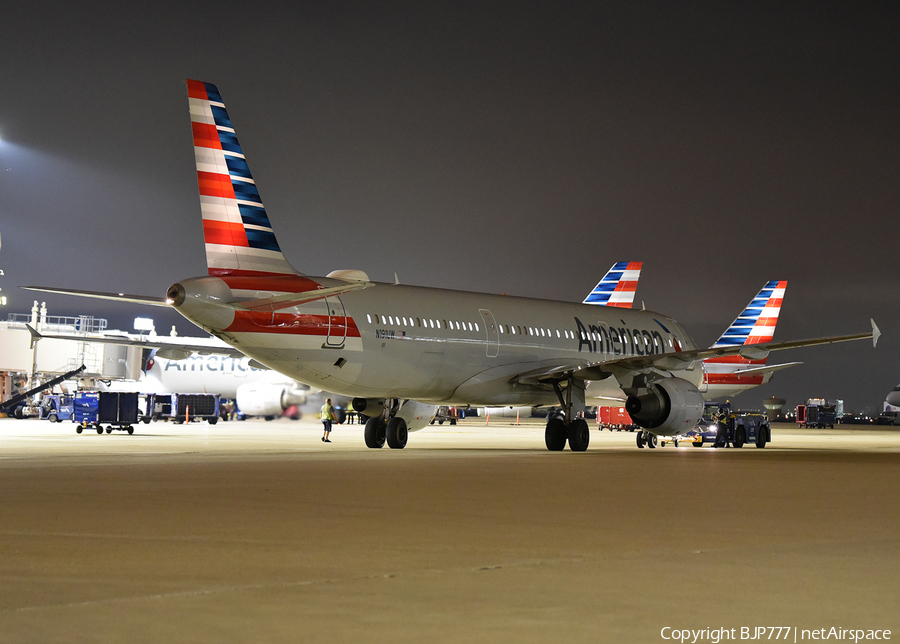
703, 280, 787, 394
711, 280, 787, 349
187, 80, 300, 277
583, 262, 642, 308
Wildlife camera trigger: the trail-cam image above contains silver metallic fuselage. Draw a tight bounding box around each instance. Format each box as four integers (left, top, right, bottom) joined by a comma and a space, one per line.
171, 275, 702, 408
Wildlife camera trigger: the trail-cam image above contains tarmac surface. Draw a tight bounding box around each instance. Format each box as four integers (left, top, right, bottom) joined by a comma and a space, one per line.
1, 416, 898, 643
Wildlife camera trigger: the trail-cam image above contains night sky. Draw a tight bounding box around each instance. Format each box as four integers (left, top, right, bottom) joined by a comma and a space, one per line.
1, 2, 897, 413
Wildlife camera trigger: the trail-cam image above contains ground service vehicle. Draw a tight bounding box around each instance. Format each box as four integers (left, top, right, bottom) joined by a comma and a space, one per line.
683, 401, 771, 448
39, 394, 74, 422
74, 392, 140, 435
597, 406, 636, 431
430, 406, 459, 425
796, 401, 836, 428
144, 393, 220, 424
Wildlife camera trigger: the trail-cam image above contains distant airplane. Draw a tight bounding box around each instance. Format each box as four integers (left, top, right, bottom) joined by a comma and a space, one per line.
104, 350, 311, 417
26, 325, 310, 417
26, 79, 880, 451
885, 384, 900, 412
701, 280, 802, 399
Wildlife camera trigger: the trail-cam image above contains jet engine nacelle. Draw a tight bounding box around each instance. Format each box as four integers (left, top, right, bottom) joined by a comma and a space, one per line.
396, 400, 439, 432
625, 377, 703, 436
352, 397, 386, 417
236, 382, 308, 417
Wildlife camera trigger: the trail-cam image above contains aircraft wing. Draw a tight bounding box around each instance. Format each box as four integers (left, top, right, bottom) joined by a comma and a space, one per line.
25, 325, 245, 359
513, 319, 880, 386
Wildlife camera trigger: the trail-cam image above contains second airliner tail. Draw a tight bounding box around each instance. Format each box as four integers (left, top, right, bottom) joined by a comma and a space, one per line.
583, 262, 643, 308
703, 280, 789, 397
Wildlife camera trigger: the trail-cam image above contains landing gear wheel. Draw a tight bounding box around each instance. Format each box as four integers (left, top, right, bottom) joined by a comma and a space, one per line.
636, 431, 646, 449
646, 433, 658, 449
364, 416, 386, 448
545, 416, 567, 451
386, 417, 408, 449
567, 418, 590, 452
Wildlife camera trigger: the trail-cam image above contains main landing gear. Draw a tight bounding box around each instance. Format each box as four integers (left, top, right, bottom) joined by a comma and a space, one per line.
363, 400, 408, 449
635, 430, 658, 449
543, 373, 590, 452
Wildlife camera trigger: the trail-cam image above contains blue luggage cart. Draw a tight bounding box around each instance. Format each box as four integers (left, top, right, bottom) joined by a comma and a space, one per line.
73, 392, 140, 435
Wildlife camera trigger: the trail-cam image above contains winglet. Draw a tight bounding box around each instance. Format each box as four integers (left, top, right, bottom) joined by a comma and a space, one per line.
25, 324, 42, 349
872, 319, 881, 348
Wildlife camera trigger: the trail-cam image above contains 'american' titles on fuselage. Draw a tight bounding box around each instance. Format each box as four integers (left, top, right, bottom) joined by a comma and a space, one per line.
574, 316, 672, 356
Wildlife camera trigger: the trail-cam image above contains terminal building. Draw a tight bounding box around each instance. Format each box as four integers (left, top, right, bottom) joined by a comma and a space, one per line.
0, 301, 146, 407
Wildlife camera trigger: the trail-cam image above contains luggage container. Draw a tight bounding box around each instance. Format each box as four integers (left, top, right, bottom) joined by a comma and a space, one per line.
596, 406, 635, 431
73, 392, 139, 434
145, 393, 220, 424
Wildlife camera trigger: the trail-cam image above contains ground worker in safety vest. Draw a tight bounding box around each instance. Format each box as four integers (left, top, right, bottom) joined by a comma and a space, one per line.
321, 398, 336, 443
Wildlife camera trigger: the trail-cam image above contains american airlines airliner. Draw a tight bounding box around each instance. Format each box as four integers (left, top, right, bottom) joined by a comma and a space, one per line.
27, 80, 880, 451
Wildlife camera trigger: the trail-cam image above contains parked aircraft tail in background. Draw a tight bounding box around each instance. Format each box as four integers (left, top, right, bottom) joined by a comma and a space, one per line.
583, 262, 642, 308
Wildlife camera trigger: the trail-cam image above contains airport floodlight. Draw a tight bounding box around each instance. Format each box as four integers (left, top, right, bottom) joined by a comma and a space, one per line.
134, 317, 155, 332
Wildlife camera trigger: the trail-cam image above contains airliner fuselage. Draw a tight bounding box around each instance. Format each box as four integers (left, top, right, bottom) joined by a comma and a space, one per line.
169, 274, 701, 409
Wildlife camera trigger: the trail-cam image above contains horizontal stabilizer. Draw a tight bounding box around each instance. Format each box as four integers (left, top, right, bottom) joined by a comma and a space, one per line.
236, 281, 375, 312
22, 286, 170, 307
733, 362, 802, 376
25, 324, 244, 358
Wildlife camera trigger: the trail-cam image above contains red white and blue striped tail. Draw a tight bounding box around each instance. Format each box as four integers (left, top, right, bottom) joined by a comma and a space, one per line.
582, 262, 642, 308
187, 80, 300, 277
711, 280, 787, 349
703, 280, 787, 391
